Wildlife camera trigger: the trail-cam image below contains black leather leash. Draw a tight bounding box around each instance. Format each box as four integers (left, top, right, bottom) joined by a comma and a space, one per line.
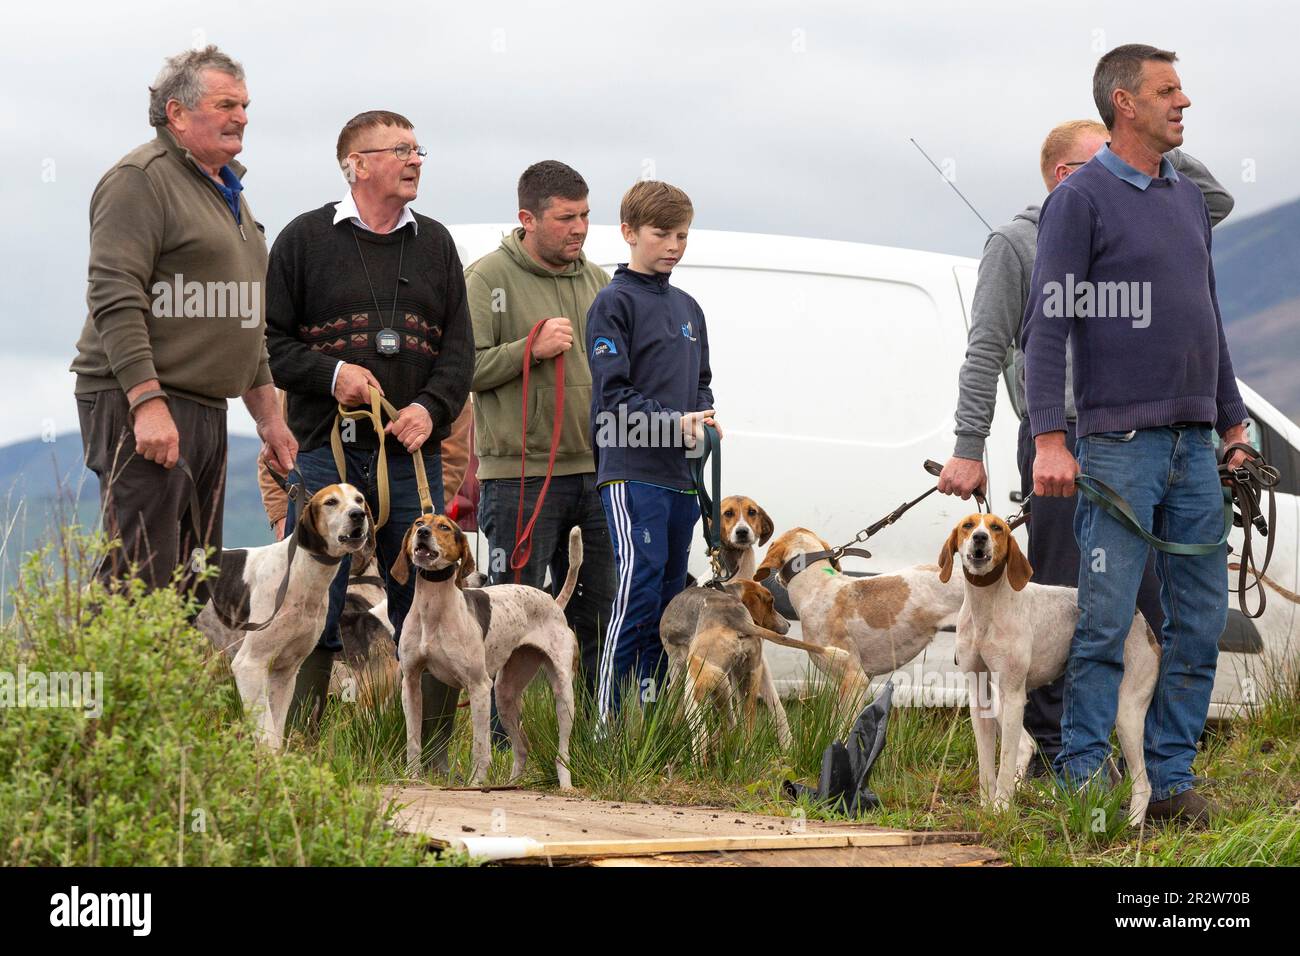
688, 423, 734, 589
778, 459, 979, 585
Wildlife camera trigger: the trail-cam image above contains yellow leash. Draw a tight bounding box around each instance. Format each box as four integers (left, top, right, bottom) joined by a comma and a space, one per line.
330, 386, 434, 529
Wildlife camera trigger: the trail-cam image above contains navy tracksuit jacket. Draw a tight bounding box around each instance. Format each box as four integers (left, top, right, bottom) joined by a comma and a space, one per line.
586, 264, 714, 718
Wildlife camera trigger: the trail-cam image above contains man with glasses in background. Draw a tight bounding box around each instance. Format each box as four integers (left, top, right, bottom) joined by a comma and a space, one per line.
264, 111, 473, 765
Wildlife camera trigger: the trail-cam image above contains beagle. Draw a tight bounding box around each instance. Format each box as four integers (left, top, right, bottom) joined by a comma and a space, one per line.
392, 515, 580, 789
660, 581, 852, 757
755, 528, 964, 698
718, 495, 775, 580
939, 514, 1159, 824
198, 483, 374, 750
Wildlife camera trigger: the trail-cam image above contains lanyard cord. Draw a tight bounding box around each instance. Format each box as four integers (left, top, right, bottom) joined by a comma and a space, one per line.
352, 227, 406, 333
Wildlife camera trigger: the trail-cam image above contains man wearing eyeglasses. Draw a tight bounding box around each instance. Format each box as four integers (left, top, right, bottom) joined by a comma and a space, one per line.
264, 110, 473, 761
938, 116, 1233, 780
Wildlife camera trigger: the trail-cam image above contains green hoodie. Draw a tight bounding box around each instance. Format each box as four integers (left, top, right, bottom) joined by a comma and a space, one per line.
467, 228, 610, 479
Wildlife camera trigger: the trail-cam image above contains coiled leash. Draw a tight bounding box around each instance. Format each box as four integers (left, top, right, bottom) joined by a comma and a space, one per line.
777, 458, 987, 585
330, 385, 435, 530
688, 422, 730, 587
1071, 441, 1278, 618
511, 318, 566, 583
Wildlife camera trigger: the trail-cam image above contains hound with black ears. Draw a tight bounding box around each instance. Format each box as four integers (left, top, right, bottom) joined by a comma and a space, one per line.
939, 513, 1159, 824
392, 515, 580, 789
198, 483, 374, 751
718, 495, 775, 580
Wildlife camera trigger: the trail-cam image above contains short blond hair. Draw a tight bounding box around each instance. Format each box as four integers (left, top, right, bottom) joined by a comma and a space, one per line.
620, 180, 693, 231
1039, 120, 1108, 188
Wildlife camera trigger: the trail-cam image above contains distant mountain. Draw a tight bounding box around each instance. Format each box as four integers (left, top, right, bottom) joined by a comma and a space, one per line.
0, 433, 273, 581
1212, 195, 1300, 424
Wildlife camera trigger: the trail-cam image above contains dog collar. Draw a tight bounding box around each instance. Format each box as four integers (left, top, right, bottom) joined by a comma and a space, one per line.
417, 564, 457, 583
963, 563, 1006, 588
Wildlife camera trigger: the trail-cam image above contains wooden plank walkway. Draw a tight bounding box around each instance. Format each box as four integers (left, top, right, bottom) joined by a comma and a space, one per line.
385, 786, 1002, 866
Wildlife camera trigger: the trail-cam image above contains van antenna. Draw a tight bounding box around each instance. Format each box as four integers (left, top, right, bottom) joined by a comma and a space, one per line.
909, 138, 993, 233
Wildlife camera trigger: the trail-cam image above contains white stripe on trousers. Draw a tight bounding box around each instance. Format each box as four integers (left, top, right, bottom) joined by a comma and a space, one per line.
598, 482, 635, 721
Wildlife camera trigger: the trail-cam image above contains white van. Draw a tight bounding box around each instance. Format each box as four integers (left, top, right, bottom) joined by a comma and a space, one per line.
449, 224, 1299, 719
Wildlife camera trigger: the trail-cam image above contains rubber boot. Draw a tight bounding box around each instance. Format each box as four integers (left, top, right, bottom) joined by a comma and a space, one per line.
287, 645, 336, 737
420, 672, 461, 775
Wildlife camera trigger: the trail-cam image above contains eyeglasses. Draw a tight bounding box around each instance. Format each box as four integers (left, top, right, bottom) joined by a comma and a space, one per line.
1062, 161, 1089, 167
354, 144, 427, 162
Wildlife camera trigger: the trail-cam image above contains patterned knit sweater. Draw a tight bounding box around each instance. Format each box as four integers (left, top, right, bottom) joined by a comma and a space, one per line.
264, 203, 473, 454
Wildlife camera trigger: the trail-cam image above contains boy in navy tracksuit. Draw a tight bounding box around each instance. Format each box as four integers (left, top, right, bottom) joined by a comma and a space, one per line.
586, 181, 719, 721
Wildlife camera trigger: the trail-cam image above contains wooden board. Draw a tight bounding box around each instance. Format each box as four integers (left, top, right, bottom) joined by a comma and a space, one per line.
385, 786, 998, 866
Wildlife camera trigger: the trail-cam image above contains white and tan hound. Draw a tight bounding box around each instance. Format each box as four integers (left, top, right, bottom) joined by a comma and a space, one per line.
755, 527, 964, 697
718, 495, 775, 580
392, 515, 580, 789
198, 483, 374, 750
939, 513, 1159, 824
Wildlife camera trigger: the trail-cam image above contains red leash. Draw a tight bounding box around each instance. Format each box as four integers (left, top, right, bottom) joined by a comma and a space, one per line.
511, 318, 565, 582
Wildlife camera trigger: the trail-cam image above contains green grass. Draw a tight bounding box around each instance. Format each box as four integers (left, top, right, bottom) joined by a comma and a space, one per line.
5, 521, 1297, 866
0, 527, 467, 867
315, 657, 1300, 867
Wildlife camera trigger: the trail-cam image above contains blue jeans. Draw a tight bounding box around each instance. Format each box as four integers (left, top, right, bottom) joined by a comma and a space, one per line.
286, 443, 444, 652
1055, 425, 1228, 801
597, 481, 698, 720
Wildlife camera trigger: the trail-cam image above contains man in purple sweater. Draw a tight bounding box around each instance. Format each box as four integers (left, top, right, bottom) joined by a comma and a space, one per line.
1022, 44, 1251, 826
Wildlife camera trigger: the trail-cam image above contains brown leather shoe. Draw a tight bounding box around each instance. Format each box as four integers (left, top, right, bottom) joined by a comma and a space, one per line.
1144, 788, 1223, 827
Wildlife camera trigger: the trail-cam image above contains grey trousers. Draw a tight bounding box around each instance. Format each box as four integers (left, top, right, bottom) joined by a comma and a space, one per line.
76, 388, 227, 601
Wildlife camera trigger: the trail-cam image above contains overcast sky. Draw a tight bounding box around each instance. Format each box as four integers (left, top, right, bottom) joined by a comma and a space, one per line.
0, 0, 1293, 446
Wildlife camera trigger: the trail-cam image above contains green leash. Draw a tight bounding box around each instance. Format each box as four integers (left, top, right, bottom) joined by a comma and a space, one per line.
1074, 473, 1233, 556
688, 422, 726, 581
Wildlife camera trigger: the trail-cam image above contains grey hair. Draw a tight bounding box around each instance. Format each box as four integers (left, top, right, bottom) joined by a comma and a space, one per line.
148, 45, 245, 128
1092, 43, 1177, 129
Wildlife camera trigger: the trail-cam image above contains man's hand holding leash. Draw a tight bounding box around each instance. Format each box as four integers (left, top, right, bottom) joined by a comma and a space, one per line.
1221, 422, 1250, 473
531, 316, 573, 360
938, 456, 987, 500
1032, 431, 1078, 497
334, 362, 384, 406
385, 403, 433, 453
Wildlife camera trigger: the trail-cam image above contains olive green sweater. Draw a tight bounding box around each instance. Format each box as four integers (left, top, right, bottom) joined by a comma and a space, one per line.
71, 128, 272, 407
467, 229, 610, 479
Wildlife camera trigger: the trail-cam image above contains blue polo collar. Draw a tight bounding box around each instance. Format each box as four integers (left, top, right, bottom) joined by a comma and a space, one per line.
1094, 142, 1179, 190
213, 165, 244, 223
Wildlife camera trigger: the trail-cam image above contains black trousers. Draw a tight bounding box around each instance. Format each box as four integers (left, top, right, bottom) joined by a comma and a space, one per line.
1015, 418, 1166, 764
77, 388, 227, 602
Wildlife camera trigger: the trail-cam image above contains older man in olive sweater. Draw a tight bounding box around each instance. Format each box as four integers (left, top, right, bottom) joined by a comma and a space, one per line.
71, 45, 295, 597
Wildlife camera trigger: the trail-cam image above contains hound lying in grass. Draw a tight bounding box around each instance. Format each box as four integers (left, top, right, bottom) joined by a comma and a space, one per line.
392, 515, 579, 789
198, 483, 373, 750
939, 513, 1158, 825
755, 527, 964, 697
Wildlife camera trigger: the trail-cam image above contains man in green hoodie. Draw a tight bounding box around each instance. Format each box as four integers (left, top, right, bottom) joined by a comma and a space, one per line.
467, 161, 615, 690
